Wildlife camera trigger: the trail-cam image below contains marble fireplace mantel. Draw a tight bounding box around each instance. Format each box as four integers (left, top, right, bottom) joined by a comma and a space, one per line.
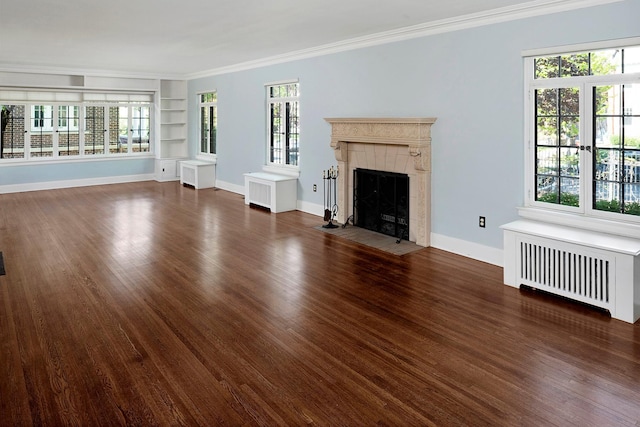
325, 117, 436, 247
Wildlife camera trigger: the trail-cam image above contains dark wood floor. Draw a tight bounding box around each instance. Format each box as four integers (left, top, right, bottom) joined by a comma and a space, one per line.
1, 182, 639, 426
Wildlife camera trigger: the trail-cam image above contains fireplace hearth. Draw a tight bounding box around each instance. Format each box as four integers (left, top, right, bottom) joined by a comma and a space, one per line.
354, 168, 409, 241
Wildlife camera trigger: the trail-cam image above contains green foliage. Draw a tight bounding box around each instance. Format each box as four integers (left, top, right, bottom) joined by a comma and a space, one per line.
535, 52, 616, 141
595, 199, 640, 216
537, 192, 580, 207
610, 135, 640, 148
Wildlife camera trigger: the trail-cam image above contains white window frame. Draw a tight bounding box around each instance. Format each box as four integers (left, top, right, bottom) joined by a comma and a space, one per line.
197, 91, 217, 161
521, 37, 640, 237
265, 80, 300, 175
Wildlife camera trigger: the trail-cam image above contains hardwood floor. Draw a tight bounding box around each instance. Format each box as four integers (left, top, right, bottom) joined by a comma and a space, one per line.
1, 181, 639, 426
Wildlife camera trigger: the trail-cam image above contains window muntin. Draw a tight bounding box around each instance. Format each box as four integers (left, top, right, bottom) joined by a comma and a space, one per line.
267, 82, 299, 167
199, 92, 217, 156
528, 44, 640, 219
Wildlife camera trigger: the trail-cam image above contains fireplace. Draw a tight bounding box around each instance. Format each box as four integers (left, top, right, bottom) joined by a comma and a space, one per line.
354, 168, 409, 241
325, 118, 436, 247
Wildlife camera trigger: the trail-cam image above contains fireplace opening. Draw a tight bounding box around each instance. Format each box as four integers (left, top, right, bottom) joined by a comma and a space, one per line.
354, 168, 409, 241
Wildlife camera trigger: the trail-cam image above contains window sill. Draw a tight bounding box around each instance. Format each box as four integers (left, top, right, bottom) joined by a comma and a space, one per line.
195, 153, 217, 163
518, 206, 640, 240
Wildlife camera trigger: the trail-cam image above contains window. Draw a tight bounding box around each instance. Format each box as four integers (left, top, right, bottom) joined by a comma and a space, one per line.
0, 105, 26, 159
526, 43, 640, 219
199, 92, 217, 156
267, 82, 299, 167
84, 106, 106, 155
30, 105, 54, 157
1, 99, 153, 161
58, 105, 80, 156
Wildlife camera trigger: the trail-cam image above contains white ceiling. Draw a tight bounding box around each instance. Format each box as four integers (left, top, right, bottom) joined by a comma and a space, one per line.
0, 0, 617, 78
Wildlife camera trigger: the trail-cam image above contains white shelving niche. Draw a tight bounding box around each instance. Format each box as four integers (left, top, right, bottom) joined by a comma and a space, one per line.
156, 79, 188, 181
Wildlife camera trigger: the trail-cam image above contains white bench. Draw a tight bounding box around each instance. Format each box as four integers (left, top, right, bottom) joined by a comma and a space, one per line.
180, 160, 216, 189
244, 172, 297, 213
502, 219, 640, 323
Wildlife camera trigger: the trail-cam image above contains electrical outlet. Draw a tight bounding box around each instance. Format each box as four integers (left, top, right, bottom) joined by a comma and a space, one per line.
479, 216, 486, 228
313, 184, 317, 192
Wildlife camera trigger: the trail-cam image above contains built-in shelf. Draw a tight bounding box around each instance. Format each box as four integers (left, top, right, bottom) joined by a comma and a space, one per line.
157, 80, 188, 180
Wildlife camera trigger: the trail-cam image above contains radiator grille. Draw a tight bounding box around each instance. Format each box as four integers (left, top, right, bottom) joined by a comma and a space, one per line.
518, 239, 612, 309
248, 181, 271, 208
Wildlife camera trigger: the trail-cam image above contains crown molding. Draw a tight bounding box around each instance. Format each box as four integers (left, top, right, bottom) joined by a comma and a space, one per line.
187, 0, 625, 80
0, 64, 185, 82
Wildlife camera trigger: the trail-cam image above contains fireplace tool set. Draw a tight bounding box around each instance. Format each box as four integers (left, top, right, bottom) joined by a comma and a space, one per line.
322, 166, 339, 228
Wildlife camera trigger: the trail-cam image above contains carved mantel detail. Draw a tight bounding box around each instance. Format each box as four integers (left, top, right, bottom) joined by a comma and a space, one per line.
324, 117, 436, 247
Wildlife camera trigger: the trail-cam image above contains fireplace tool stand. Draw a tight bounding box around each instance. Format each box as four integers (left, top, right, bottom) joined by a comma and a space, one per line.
322, 166, 339, 229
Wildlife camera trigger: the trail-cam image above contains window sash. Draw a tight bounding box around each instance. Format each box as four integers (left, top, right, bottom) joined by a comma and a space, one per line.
526, 48, 640, 221
198, 92, 217, 157
267, 82, 299, 167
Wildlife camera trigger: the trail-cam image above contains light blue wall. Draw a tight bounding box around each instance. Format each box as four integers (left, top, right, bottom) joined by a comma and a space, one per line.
189, 0, 639, 250
0, 159, 155, 185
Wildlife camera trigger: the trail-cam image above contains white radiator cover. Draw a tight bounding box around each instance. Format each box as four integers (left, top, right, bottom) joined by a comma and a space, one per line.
244, 172, 298, 213
502, 220, 640, 323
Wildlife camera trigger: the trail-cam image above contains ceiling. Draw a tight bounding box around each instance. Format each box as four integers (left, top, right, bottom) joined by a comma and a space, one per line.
0, 0, 613, 78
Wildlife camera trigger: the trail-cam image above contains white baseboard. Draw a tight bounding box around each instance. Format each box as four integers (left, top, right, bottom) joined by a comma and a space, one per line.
297, 200, 324, 217
214, 179, 244, 195
430, 232, 503, 267
0, 174, 155, 194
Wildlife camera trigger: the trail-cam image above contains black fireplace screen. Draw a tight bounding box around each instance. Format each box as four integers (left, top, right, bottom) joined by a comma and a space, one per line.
354, 168, 409, 241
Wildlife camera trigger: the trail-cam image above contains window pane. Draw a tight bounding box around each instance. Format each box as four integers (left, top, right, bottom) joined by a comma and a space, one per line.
30, 105, 53, 157
560, 53, 590, 77
536, 175, 558, 201
537, 117, 558, 146
131, 106, 150, 153
535, 56, 560, 79
209, 105, 217, 155
624, 183, 640, 215
1, 104, 25, 159
58, 105, 79, 156
268, 83, 299, 166
595, 181, 621, 211
535, 87, 580, 207
593, 82, 640, 215
200, 105, 209, 153
287, 101, 299, 166
270, 103, 282, 163
590, 49, 621, 75
537, 146, 558, 175
117, 106, 129, 153
624, 46, 640, 73
85, 106, 105, 155
108, 107, 121, 153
